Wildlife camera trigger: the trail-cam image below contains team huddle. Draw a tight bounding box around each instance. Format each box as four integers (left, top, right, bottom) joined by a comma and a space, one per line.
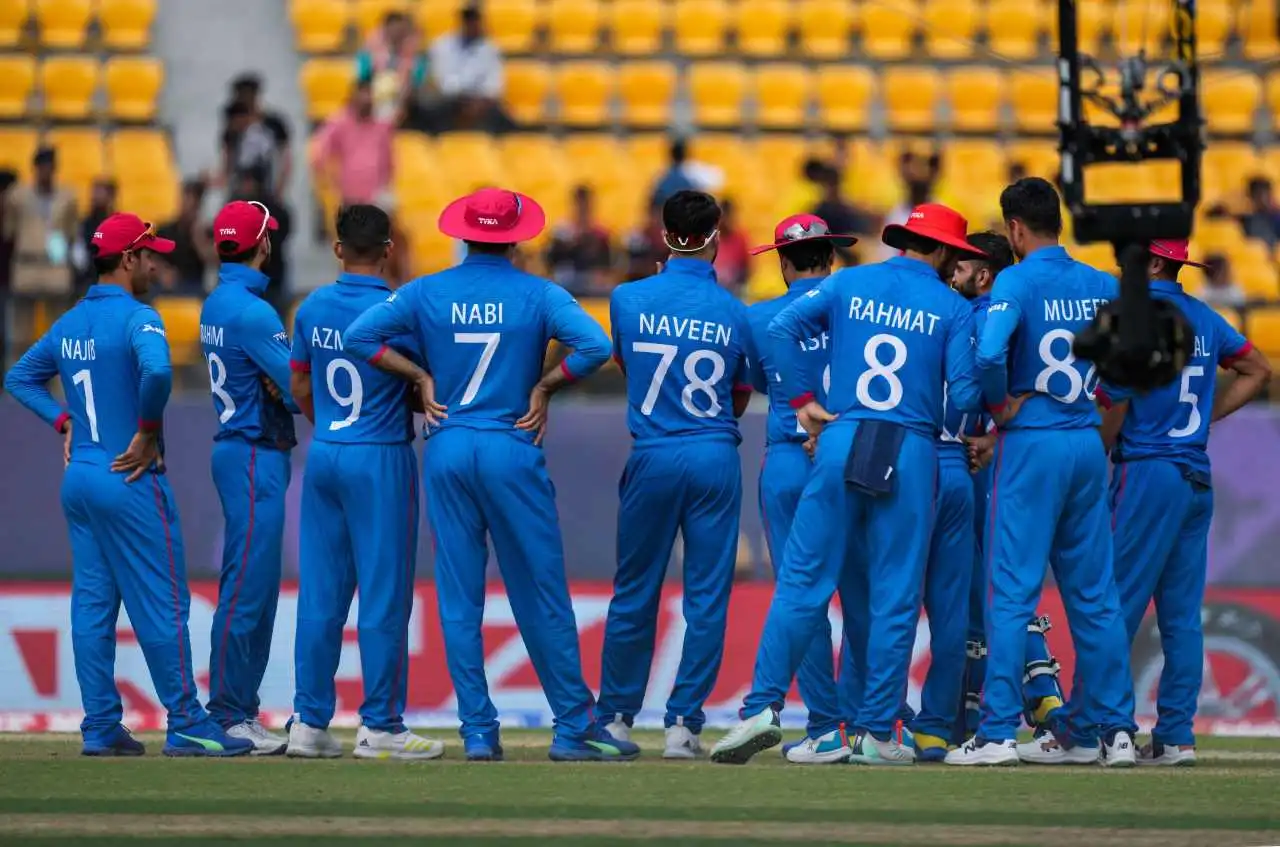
5, 176, 1271, 767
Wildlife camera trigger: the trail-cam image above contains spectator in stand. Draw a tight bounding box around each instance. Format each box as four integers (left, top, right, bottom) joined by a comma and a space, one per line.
221, 73, 292, 201
811, 165, 877, 266
1197, 253, 1248, 308
156, 178, 216, 297
232, 165, 292, 313
877, 149, 941, 260
546, 185, 613, 296
650, 138, 699, 210
3, 147, 77, 302
713, 198, 751, 294
71, 178, 117, 294
622, 202, 668, 282
425, 4, 512, 133
1241, 177, 1280, 247
357, 10, 428, 124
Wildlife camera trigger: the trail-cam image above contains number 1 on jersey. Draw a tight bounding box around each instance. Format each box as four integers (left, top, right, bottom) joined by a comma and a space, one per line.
455, 332, 501, 406
71, 369, 99, 442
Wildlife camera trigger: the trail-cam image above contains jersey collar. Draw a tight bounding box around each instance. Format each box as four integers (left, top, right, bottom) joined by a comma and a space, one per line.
788, 275, 825, 296
885, 255, 941, 277
1151, 279, 1184, 295
217, 262, 270, 294
663, 257, 717, 280
337, 272, 391, 291
461, 253, 514, 269
1023, 245, 1070, 263
84, 283, 131, 299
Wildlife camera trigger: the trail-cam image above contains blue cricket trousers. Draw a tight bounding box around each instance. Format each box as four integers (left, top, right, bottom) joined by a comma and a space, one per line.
294, 441, 419, 731
744, 421, 935, 738
61, 463, 207, 738
598, 437, 741, 734
208, 438, 291, 727
979, 428, 1135, 745
423, 427, 595, 741
757, 441, 843, 737
1111, 459, 1213, 746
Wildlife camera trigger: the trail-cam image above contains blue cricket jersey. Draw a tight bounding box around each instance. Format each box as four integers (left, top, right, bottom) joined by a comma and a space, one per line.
940, 295, 993, 462
5, 284, 172, 468
344, 253, 612, 437
290, 272, 421, 445
1105, 280, 1250, 478
747, 276, 830, 447
769, 256, 981, 436
977, 245, 1118, 430
199, 264, 297, 449
611, 258, 753, 444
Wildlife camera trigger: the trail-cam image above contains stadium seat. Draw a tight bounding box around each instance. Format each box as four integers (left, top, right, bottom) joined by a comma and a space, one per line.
1234, 241, 1279, 300
300, 58, 355, 121
1008, 68, 1057, 133
947, 67, 1004, 132
499, 136, 570, 220
502, 59, 550, 125
813, 66, 873, 132
1194, 215, 1248, 255
1005, 140, 1059, 181
546, 0, 601, 53
484, 0, 542, 53
353, 0, 407, 39
688, 62, 747, 129
1194, 0, 1233, 58
104, 56, 163, 122
921, 0, 978, 59
434, 133, 504, 192
40, 57, 98, 121
46, 128, 105, 193
753, 64, 810, 129
1247, 306, 1280, 358
673, 0, 730, 56
609, 0, 667, 55
859, 2, 917, 60
34, 0, 91, 48
554, 61, 613, 127
288, 0, 350, 53
983, 0, 1045, 60
416, 0, 462, 41
1114, 0, 1169, 56
1074, 0, 1107, 56
0, 127, 38, 179
99, 0, 159, 50
152, 297, 203, 366
882, 67, 941, 133
562, 133, 627, 189
795, 0, 854, 59
1200, 71, 1262, 135
618, 61, 675, 127
1241, 0, 1280, 60
0, 0, 26, 48
108, 128, 173, 179
0, 54, 34, 119
734, 0, 792, 58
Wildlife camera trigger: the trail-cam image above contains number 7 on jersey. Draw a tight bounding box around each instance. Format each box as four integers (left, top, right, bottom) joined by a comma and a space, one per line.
455, 332, 501, 406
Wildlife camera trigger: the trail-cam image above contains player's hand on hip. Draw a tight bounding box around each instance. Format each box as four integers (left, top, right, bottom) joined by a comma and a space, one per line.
796, 401, 836, 439
415, 373, 448, 426
111, 431, 161, 483
261, 374, 283, 402
62, 420, 72, 468
803, 433, 819, 460
991, 393, 1032, 429
966, 432, 997, 473
515, 385, 551, 445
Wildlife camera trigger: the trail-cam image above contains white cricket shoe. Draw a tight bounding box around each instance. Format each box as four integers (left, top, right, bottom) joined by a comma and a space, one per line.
604, 718, 631, 744
710, 707, 782, 765
786, 728, 853, 764
285, 716, 343, 759
663, 722, 703, 760
353, 725, 445, 761
226, 718, 288, 756
848, 730, 916, 766
944, 737, 1019, 766
1017, 730, 1100, 765
1138, 741, 1196, 767
1101, 730, 1137, 768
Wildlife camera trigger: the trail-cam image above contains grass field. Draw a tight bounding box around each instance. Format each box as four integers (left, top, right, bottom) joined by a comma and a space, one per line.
1, 730, 1279, 846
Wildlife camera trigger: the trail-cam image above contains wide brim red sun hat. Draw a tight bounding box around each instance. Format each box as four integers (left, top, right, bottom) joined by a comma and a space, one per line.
881, 203, 987, 257
1150, 239, 1207, 270
90, 213, 176, 258
750, 213, 858, 256
438, 188, 546, 244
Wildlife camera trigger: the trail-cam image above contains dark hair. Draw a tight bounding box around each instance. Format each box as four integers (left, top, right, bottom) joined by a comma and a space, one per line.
1000, 177, 1063, 237
669, 138, 688, 164
1247, 176, 1272, 196
777, 240, 835, 273
967, 231, 1014, 274
336, 204, 391, 261
181, 177, 207, 198
662, 190, 721, 244
895, 230, 944, 255
384, 10, 408, 25
92, 254, 124, 276
237, 163, 268, 188
232, 73, 262, 94
461, 4, 481, 21
464, 241, 513, 255
802, 158, 827, 182
218, 244, 260, 264
573, 184, 592, 202
33, 146, 55, 167
225, 101, 252, 120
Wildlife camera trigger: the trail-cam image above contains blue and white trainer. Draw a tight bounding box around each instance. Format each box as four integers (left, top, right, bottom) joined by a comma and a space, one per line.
784, 728, 852, 764
163, 719, 255, 757
548, 725, 641, 762
82, 724, 145, 757
848, 727, 916, 766
710, 707, 782, 765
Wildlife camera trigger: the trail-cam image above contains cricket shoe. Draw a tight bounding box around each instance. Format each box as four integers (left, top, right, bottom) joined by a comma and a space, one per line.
710, 707, 782, 765
353, 725, 445, 761
1017, 729, 1099, 765
464, 730, 504, 762
913, 732, 951, 764
163, 718, 254, 757
81, 724, 145, 757
603, 717, 631, 744
285, 716, 343, 759
1137, 741, 1196, 767
944, 737, 1018, 766
848, 728, 916, 766
784, 728, 852, 764
548, 724, 641, 762
1101, 730, 1137, 768
663, 722, 703, 759
226, 718, 287, 756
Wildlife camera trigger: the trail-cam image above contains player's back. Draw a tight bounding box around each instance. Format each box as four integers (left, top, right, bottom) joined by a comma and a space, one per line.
748, 280, 830, 447
612, 259, 751, 443
940, 297, 991, 459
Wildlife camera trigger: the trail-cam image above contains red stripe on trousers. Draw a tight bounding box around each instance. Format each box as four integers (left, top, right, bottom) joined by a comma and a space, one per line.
151, 474, 189, 717
215, 444, 256, 705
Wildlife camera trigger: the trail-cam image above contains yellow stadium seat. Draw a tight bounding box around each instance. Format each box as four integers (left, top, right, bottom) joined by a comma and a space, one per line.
859, 2, 917, 60
99, 0, 159, 50
754, 64, 810, 129
1247, 306, 1280, 357
554, 61, 613, 127
0, 0, 27, 48
546, 0, 601, 53
300, 58, 355, 121
152, 297, 203, 367
735, 0, 792, 57
0, 127, 37, 179
1114, 0, 1169, 56
1074, 0, 1108, 56
609, 0, 667, 55
1212, 304, 1243, 333
1266, 72, 1280, 132
984, 0, 1045, 60
46, 128, 105, 192
618, 61, 675, 127
353, 0, 407, 39
1241, 0, 1280, 60
1201, 71, 1261, 135
484, 0, 541, 53
40, 57, 98, 121
416, 0, 462, 41
1234, 241, 1279, 299
1200, 142, 1262, 205
0, 54, 34, 119
562, 133, 627, 188
108, 128, 173, 179
882, 67, 941, 133
288, 0, 350, 53
502, 59, 550, 125
1006, 140, 1059, 181
1194, 0, 1233, 58
35, 0, 91, 48
814, 65, 873, 132
1195, 216, 1247, 255
104, 56, 162, 122
795, 0, 854, 59
922, 0, 978, 59
947, 67, 1005, 132
1009, 68, 1057, 133
433, 133, 504, 193
754, 133, 806, 178
688, 62, 747, 129
673, 0, 729, 56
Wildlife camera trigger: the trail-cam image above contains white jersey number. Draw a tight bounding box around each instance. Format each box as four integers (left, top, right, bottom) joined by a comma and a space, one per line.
855, 334, 908, 411
71, 369, 99, 442
632, 342, 726, 418
1167, 365, 1205, 438
455, 332, 501, 407
1036, 329, 1098, 403
206, 352, 236, 424
325, 358, 364, 431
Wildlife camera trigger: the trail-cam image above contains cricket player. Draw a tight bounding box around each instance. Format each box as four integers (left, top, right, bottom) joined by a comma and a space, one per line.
712, 204, 984, 766
744, 214, 857, 764
5, 214, 252, 757
1100, 240, 1270, 766
948, 177, 1136, 767
199, 200, 298, 754
345, 187, 640, 762
286, 205, 444, 761
596, 191, 753, 759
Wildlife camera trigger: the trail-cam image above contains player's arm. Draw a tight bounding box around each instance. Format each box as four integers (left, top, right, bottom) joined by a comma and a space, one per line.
288, 309, 315, 426
111, 309, 173, 482
4, 331, 68, 432
347, 288, 446, 423
516, 286, 612, 443
945, 306, 982, 413
241, 304, 300, 413
768, 281, 835, 436
608, 291, 626, 374
975, 274, 1022, 414
1094, 381, 1132, 451
731, 301, 755, 418
1213, 343, 1271, 422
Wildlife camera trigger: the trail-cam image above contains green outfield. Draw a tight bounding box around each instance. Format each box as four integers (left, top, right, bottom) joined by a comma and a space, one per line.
0, 731, 1278, 846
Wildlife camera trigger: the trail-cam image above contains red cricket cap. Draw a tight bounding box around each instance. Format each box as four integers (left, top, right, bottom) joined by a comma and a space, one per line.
90, 213, 175, 258
750, 213, 858, 256
1150, 239, 1207, 269
438, 187, 546, 244
881, 203, 986, 257
213, 200, 278, 256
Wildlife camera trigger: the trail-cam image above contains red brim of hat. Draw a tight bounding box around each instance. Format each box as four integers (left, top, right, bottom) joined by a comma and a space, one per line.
142, 236, 177, 254
749, 233, 858, 256
1152, 250, 1207, 270
437, 192, 546, 243
265, 216, 279, 231
882, 223, 987, 257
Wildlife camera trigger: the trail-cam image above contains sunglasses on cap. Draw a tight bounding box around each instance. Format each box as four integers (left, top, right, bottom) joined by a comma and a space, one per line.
780, 219, 832, 241
126, 221, 158, 252
249, 200, 272, 243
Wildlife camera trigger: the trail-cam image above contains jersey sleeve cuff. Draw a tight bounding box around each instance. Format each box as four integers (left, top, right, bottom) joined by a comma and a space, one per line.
289, 359, 311, 373
138, 419, 163, 433
789, 391, 815, 410
369, 344, 390, 365
733, 383, 754, 395
987, 400, 1008, 415
559, 360, 579, 382
53, 411, 69, 434
1095, 386, 1113, 410
1220, 340, 1253, 368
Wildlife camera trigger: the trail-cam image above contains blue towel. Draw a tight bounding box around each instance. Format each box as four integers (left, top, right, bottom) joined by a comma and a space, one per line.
844, 420, 907, 497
